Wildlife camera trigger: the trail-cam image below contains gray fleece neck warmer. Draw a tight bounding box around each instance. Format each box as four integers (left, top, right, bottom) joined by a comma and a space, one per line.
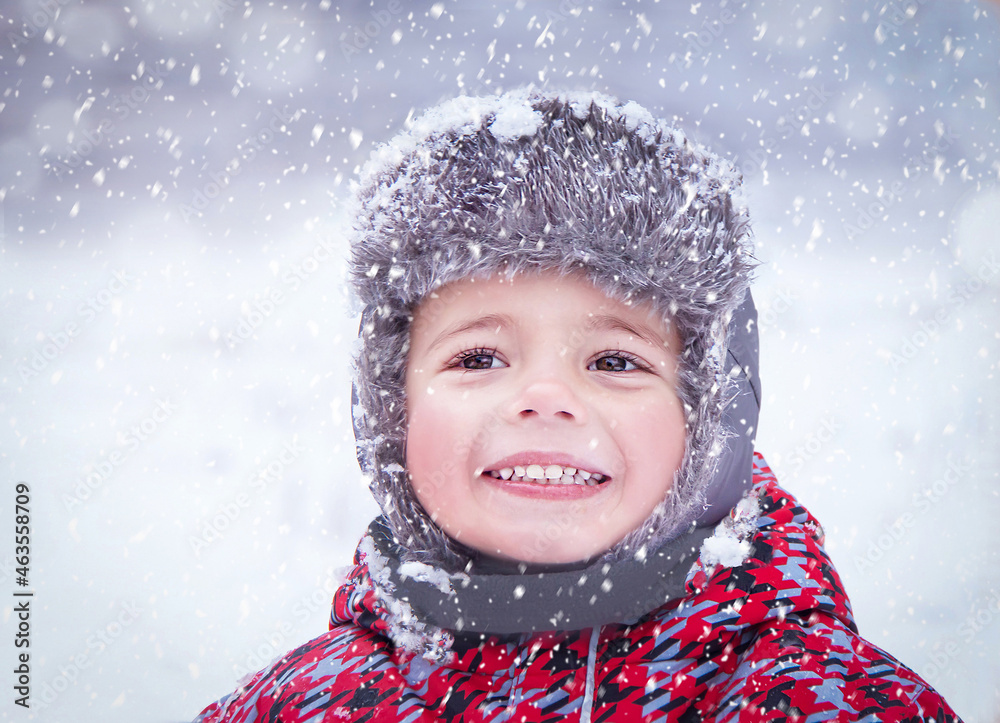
348, 88, 758, 571
366, 517, 714, 635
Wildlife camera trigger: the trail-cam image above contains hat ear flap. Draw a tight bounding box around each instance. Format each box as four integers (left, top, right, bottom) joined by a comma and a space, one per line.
694, 290, 760, 526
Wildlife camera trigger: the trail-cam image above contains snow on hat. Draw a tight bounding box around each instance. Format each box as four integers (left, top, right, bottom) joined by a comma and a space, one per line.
349, 87, 758, 568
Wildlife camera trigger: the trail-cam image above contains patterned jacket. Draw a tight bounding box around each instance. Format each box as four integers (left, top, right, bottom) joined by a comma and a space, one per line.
194, 455, 961, 722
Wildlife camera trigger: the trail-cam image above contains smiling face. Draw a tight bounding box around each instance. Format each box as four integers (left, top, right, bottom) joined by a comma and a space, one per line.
404, 271, 687, 564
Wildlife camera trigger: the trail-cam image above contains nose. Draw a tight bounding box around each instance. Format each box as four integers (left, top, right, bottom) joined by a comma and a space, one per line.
509, 374, 588, 424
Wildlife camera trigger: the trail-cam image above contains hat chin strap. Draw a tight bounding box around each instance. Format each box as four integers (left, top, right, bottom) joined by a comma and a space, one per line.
694, 290, 761, 527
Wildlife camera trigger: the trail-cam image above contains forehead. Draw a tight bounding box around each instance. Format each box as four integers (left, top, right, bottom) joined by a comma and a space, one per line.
410, 271, 676, 349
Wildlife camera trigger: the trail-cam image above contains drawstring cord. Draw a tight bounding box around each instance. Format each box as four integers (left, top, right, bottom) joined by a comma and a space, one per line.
581, 626, 600, 723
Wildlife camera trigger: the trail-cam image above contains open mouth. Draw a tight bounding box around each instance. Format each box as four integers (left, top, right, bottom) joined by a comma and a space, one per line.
485, 464, 609, 487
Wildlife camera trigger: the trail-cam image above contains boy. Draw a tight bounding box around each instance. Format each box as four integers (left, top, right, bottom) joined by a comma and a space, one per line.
195, 89, 960, 721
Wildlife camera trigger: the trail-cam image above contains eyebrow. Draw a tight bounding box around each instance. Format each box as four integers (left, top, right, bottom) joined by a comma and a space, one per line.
584, 314, 672, 349
426, 313, 515, 352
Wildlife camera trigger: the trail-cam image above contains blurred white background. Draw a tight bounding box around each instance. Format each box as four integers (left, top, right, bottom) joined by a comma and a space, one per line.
1, 0, 998, 721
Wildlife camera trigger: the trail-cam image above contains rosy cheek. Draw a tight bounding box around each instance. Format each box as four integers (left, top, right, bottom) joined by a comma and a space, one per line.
406, 398, 457, 498
407, 428, 434, 481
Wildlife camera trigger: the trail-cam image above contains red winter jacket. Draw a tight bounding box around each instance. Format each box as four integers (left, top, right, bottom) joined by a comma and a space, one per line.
194, 455, 961, 722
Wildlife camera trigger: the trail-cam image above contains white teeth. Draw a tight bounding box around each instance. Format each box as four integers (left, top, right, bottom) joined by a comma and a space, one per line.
485, 464, 608, 486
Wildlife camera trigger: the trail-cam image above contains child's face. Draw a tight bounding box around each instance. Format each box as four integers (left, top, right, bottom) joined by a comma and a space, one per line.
404, 272, 686, 564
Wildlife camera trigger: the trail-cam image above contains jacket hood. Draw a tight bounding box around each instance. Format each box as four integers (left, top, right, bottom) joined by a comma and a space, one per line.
348, 87, 758, 569
331, 455, 848, 663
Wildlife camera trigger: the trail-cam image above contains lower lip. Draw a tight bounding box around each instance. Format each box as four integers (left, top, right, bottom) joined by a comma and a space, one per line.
480, 474, 610, 500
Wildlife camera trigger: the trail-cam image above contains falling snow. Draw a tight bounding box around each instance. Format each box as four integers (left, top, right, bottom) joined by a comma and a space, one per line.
1, 1, 998, 721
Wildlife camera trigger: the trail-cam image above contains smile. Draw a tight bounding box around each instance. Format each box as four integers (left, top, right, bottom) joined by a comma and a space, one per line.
485, 464, 609, 486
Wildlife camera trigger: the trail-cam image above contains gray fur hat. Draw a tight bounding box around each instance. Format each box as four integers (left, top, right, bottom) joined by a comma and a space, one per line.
349, 88, 757, 569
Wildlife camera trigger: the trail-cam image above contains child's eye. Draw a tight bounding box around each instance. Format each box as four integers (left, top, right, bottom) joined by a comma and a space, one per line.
588, 352, 644, 372
451, 348, 506, 370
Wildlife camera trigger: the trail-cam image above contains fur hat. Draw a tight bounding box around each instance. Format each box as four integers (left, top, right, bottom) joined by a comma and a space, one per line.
349, 88, 757, 569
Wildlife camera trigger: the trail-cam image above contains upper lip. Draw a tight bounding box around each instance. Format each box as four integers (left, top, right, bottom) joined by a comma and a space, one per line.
482, 451, 611, 478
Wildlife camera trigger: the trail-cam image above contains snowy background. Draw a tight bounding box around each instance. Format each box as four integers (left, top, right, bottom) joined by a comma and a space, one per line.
1, 0, 998, 721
